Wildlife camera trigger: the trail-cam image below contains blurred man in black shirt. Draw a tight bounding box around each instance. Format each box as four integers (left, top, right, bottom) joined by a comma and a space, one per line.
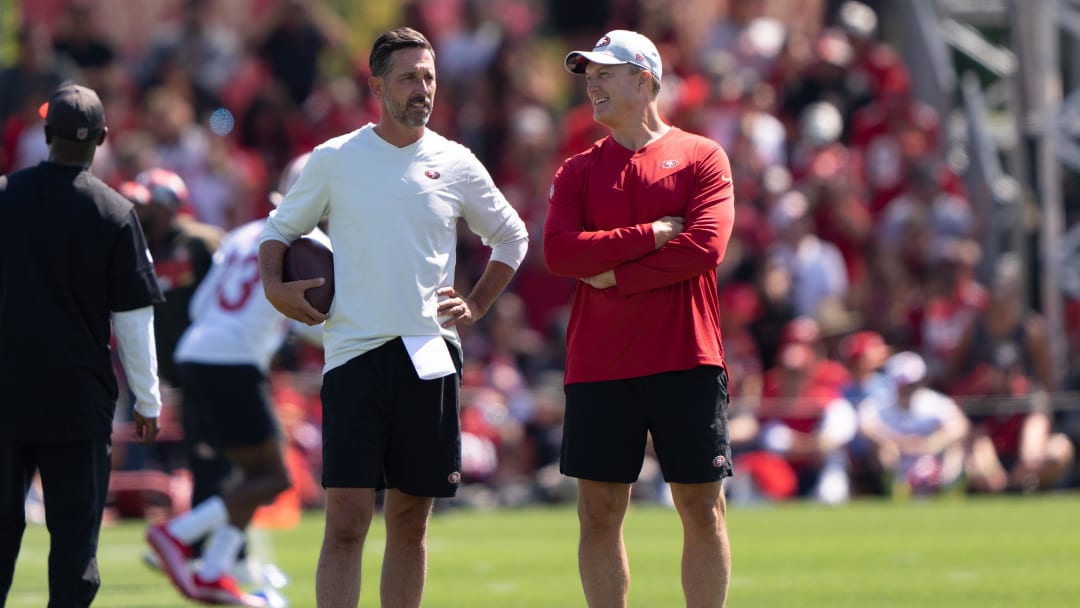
0, 84, 164, 606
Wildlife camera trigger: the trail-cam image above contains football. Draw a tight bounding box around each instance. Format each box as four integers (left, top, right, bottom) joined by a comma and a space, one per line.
282, 236, 335, 314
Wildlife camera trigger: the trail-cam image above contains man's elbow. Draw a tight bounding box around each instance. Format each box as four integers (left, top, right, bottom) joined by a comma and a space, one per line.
543, 256, 578, 277
542, 240, 577, 277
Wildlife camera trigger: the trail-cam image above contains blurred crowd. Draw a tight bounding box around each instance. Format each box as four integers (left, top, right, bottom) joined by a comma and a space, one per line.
4, 0, 1078, 515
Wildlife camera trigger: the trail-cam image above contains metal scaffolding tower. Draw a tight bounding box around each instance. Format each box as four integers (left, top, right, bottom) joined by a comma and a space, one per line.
901, 0, 1075, 387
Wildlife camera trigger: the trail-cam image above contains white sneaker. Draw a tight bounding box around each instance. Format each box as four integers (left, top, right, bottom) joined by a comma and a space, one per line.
814, 466, 851, 505
233, 558, 289, 589
250, 587, 289, 607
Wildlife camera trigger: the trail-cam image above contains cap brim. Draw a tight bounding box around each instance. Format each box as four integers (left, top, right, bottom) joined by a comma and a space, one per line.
119, 182, 151, 205
564, 50, 628, 74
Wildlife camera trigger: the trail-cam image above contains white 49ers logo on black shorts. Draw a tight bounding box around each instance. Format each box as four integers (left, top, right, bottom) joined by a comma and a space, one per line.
448, 471, 462, 484
712, 455, 726, 468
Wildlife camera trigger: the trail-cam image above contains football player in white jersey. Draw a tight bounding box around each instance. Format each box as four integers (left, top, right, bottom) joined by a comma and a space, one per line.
146, 154, 325, 605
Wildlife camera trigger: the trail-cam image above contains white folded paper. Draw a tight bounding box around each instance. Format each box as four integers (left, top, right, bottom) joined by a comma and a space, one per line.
402, 335, 456, 380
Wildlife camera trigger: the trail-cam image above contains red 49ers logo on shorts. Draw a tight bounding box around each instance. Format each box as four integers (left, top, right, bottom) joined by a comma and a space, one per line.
448, 471, 462, 484
425, 169, 441, 179
712, 455, 726, 468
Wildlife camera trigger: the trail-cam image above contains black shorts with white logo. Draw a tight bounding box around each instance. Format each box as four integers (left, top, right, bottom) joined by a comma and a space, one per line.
561, 366, 733, 484
320, 338, 462, 497
177, 362, 280, 449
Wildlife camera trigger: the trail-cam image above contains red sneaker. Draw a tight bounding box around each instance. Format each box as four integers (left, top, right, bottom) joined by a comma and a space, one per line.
146, 523, 194, 597
192, 572, 267, 606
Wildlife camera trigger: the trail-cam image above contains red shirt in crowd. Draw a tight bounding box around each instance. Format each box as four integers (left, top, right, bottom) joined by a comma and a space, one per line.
544, 128, 735, 384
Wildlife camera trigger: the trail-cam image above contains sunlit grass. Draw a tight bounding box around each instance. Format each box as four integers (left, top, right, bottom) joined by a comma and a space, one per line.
7, 493, 1079, 607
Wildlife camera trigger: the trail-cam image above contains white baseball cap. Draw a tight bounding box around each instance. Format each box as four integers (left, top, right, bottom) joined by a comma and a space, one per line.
565, 30, 663, 82
885, 351, 927, 386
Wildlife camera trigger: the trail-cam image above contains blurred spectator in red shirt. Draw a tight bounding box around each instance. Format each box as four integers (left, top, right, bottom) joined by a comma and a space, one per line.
850, 68, 941, 216
835, 1, 910, 107
907, 238, 988, 387
758, 340, 857, 503
790, 100, 850, 183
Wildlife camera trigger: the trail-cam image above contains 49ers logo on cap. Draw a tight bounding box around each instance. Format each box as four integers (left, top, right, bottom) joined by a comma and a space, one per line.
635, 53, 645, 62
712, 455, 727, 468
448, 471, 462, 484
596, 35, 611, 48
425, 170, 441, 179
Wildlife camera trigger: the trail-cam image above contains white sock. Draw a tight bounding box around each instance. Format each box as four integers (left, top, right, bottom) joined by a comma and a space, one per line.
197, 524, 245, 581
166, 496, 228, 544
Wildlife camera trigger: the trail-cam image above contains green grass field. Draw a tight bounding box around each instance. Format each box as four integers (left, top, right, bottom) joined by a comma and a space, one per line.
7, 493, 1079, 607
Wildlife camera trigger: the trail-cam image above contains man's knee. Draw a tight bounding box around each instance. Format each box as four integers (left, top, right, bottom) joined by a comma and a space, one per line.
671, 484, 727, 530
384, 493, 432, 545
1047, 434, 1075, 468
324, 490, 375, 548
577, 487, 629, 533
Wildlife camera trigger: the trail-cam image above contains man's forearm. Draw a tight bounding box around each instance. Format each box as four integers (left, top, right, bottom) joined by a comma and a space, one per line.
258, 239, 288, 288
467, 261, 517, 317
112, 306, 162, 418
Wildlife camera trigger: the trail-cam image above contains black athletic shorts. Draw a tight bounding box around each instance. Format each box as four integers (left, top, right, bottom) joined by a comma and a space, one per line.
320, 338, 463, 497
561, 366, 733, 484
176, 362, 280, 450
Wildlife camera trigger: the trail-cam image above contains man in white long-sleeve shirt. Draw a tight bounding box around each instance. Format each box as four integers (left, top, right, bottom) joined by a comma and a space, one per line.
0, 84, 164, 607
257, 27, 528, 607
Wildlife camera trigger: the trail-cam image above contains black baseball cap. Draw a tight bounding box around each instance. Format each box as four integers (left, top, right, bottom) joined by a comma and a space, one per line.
41, 84, 105, 142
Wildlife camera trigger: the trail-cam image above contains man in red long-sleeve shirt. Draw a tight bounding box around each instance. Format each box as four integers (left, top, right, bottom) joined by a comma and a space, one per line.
545, 29, 736, 608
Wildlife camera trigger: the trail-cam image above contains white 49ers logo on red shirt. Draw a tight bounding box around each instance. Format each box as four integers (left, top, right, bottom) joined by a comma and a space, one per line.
662, 160, 679, 169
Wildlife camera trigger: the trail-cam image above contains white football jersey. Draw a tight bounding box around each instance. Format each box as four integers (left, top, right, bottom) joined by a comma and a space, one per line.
175, 219, 329, 371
